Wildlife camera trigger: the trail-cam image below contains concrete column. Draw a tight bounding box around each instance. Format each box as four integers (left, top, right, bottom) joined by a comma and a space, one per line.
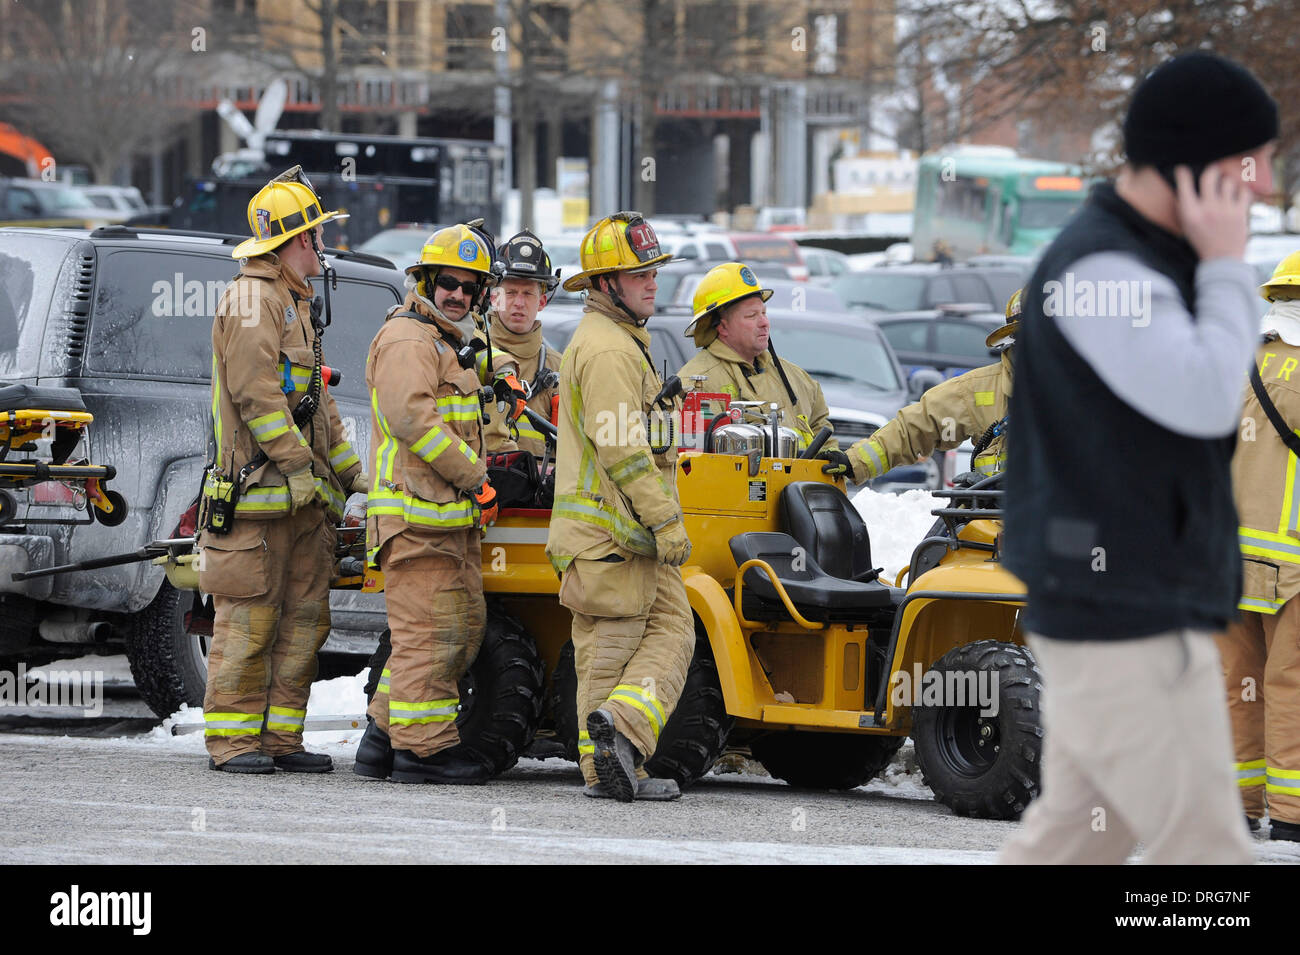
772, 83, 807, 209
593, 80, 620, 218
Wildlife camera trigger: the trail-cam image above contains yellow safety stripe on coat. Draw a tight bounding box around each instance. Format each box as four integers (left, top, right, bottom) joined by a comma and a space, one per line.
607, 450, 658, 488
974, 391, 995, 407
211, 355, 224, 470
330, 441, 360, 473
277, 361, 313, 392
235, 485, 291, 514
1280, 449, 1300, 536
315, 476, 346, 518
515, 421, 545, 442
370, 390, 399, 487
855, 439, 887, 479
410, 424, 453, 463
293, 423, 309, 448
1239, 595, 1285, 614
249, 410, 292, 442
265, 705, 306, 733
1237, 759, 1266, 787
1266, 765, 1300, 796
551, 493, 656, 564
389, 698, 459, 725
377, 668, 391, 695
577, 729, 594, 756
475, 349, 492, 384
973, 451, 1005, 476
204, 711, 263, 736
435, 394, 481, 422
1238, 528, 1300, 566
607, 683, 667, 739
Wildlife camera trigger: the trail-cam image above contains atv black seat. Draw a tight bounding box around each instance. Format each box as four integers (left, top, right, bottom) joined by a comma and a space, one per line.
781, 481, 878, 583
729, 531, 896, 616
0, 384, 88, 415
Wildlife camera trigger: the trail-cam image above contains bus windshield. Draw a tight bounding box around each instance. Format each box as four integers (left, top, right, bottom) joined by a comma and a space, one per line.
1017, 197, 1082, 230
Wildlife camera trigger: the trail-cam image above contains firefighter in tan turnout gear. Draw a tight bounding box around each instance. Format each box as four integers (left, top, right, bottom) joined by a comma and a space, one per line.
199, 167, 366, 774
1218, 251, 1300, 842
545, 211, 694, 801
351, 224, 501, 785
831, 290, 1020, 483
483, 229, 563, 456
677, 262, 837, 454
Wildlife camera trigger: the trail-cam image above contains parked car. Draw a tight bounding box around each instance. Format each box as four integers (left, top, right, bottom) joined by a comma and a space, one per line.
661, 232, 738, 263
78, 185, 154, 223
0, 225, 404, 717
354, 223, 445, 266
668, 270, 837, 313
831, 262, 1025, 316
0, 178, 103, 227
798, 245, 852, 284
875, 304, 1006, 379
729, 232, 809, 282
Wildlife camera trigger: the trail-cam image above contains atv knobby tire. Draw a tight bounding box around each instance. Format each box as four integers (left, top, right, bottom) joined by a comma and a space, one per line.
911, 639, 1043, 819
751, 731, 904, 790
552, 633, 734, 787
125, 581, 211, 719
364, 604, 545, 775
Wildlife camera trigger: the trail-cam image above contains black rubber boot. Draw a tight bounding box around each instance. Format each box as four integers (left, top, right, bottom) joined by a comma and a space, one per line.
352, 720, 394, 780
273, 751, 334, 773
391, 746, 491, 785
588, 708, 637, 803
1270, 819, 1300, 842
1246, 814, 1262, 833
208, 753, 274, 774
584, 777, 681, 801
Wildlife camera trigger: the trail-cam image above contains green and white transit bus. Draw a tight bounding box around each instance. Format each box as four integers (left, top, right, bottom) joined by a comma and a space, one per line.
912, 146, 1089, 259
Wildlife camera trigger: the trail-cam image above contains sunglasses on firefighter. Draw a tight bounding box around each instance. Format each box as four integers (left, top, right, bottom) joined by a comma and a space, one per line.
433, 273, 483, 297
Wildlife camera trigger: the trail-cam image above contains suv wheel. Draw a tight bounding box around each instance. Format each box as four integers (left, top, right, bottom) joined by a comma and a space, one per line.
124, 581, 211, 719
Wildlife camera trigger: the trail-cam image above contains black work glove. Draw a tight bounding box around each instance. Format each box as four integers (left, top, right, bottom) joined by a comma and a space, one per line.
819, 449, 852, 475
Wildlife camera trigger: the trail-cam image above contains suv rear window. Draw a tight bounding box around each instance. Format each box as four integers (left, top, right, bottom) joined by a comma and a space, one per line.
0, 233, 68, 378
87, 249, 239, 380
307, 277, 401, 401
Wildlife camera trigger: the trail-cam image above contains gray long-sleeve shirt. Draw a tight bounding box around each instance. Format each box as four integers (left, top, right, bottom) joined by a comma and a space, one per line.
1049, 254, 1259, 437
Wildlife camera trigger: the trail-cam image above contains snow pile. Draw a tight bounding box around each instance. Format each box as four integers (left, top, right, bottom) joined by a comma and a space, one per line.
852, 487, 943, 584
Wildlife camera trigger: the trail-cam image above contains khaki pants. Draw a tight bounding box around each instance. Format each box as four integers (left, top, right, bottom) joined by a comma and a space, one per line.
999, 630, 1254, 865
562, 554, 694, 787
1217, 602, 1300, 824
367, 534, 485, 758
200, 504, 333, 764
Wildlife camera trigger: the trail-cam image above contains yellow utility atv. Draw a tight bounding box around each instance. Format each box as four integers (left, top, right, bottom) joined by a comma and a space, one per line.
355, 394, 1041, 819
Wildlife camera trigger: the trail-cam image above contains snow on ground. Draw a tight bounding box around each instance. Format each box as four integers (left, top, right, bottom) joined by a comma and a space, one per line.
852, 486, 944, 585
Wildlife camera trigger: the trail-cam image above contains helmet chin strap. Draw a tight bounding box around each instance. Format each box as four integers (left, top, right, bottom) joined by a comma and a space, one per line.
309, 228, 335, 328
602, 273, 648, 327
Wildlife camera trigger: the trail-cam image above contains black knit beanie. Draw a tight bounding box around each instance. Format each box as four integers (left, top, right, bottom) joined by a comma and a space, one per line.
1123, 51, 1278, 167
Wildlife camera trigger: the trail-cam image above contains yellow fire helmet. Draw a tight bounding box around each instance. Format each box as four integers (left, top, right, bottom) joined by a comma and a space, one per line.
406, 223, 497, 280
561, 211, 674, 292
986, 287, 1023, 348
232, 165, 348, 260
1261, 250, 1300, 302
683, 262, 774, 348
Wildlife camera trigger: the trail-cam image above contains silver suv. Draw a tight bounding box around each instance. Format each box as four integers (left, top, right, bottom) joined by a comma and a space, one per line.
0, 226, 402, 717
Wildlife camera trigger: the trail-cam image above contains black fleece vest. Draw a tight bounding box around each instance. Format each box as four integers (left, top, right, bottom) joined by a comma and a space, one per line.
1004, 183, 1241, 639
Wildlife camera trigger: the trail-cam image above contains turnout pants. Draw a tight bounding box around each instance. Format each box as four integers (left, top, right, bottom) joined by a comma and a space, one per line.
201, 503, 334, 764
367, 533, 485, 758
561, 553, 694, 787
1000, 630, 1254, 864
1216, 602, 1300, 823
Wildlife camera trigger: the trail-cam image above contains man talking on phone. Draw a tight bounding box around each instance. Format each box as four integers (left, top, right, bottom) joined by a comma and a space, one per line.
1001, 52, 1277, 864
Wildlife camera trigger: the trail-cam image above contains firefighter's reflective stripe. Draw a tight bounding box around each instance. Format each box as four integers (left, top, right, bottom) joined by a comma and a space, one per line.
235, 486, 291, 514
854, 438, 888, 479
1266, 765, 1300, 796
315, 475, 346, 518
211, 355, 225, 470
366, 492, 475, 562
607, 683, 667, 740
475, 349, 492, 384
410, 425, 452, 463
277, 361, 313, 393
435, 394, 481, 422
377, 668, 391, 695
1279, 449, 1300, 535
1239, 528, 1300, 565
578, 729, 594, 756
1237, 759, 1267, 787
265, 705, 306, 733
370, 391, 398, 485
389, 697, 459, 726
249, 410, 293, 442
330, 441, 360, 474
515, 419, 545, 442
608, 450, 657, 488
204, 711, 263, 736
974, 450, 1007, 476
551, 494, 656, 567
1239, 595, 1285, 613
